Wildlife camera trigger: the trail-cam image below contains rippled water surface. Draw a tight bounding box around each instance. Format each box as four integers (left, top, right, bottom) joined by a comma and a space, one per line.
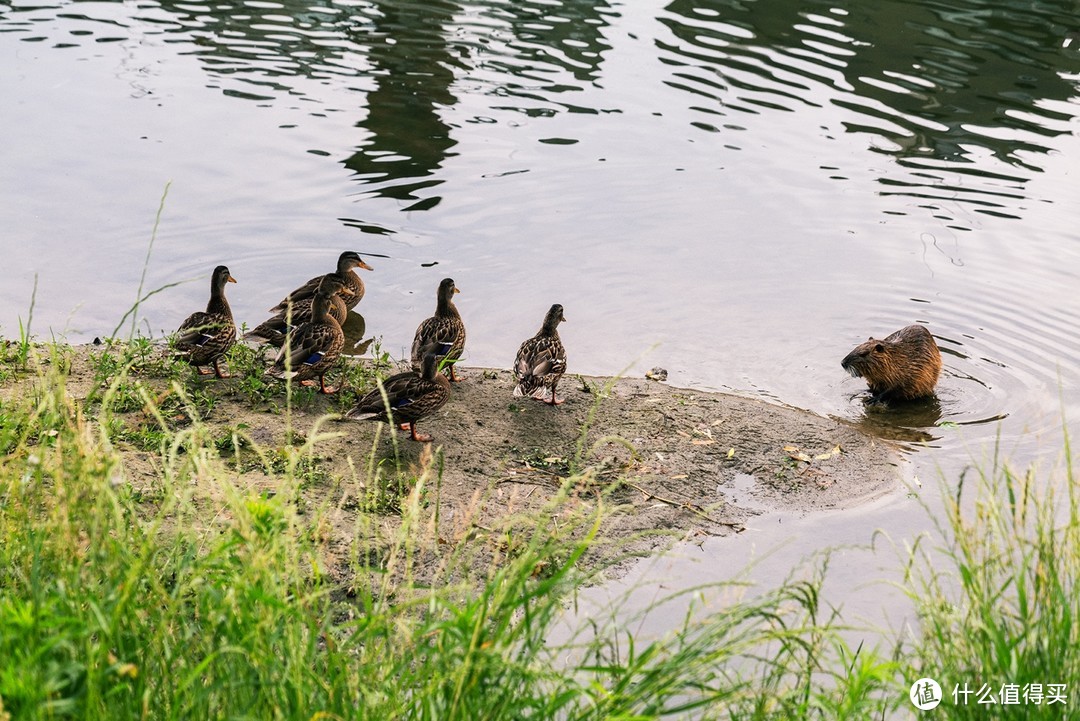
3, 0, 1079, 616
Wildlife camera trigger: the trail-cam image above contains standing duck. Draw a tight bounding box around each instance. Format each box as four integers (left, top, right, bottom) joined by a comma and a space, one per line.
245, 276, 354, 347
513, 304, 567, 405
346, 352, 450, 442
174, 265, 237, 378
411, 278, 465, 382
270, 250, 372, 313
267, 282, 345, 393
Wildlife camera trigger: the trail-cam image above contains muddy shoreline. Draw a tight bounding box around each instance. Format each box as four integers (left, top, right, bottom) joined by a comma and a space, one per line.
12, 347, 904, 583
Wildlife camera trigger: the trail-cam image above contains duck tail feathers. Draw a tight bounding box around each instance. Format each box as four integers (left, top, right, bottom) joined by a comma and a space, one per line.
513, 380, 551, 402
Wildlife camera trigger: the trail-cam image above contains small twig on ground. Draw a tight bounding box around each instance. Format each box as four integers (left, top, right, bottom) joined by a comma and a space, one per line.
495, 476, 558, 488
624, 480, 745, 532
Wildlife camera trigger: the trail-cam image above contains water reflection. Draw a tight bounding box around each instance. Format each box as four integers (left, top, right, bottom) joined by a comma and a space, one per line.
475, 0, 615, 111
341, 1, 462, 210
845, 394, 943, 445
341, 311, 372, 355
135, 0, 617, 206
8, 0, 1074, 221
658, 0, 1079, 217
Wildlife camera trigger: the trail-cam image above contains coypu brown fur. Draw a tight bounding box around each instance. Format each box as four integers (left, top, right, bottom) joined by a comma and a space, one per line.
841, 324, 942, 401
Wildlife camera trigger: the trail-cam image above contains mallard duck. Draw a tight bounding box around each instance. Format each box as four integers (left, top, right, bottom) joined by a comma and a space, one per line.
245, 276, 353, 347
174, 265, 237, 378
346, 352, 450, 442
513, 304, 567, 405
270, 251, 372, 313
411, 277, 465, 382
267, 285, 345, 393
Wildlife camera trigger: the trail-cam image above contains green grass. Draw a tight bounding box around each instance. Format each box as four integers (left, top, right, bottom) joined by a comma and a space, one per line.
902, 438, 1080, 718
0, 342, 906, 720
2, 339, 1079, 719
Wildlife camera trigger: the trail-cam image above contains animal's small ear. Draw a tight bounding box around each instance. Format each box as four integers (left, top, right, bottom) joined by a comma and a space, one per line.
874, 343, 885, 353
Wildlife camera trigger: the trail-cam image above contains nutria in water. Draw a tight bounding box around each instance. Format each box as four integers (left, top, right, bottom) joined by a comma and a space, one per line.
841, 324, 942, 401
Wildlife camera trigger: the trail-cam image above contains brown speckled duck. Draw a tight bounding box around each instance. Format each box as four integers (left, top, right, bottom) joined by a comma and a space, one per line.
270, 250, 372, 313
174, 265, 237, 378
411, 277, 465, 382
346, 352, 450, 442
267, 284, 345, 393
245, 275, 353, 347
513, 303, 567, 405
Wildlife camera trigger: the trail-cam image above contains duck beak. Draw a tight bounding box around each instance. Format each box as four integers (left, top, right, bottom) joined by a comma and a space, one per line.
340, 286, 356, 296
453, 286, 461, 294
358, 260, 374, 271
228, 275, 237, 283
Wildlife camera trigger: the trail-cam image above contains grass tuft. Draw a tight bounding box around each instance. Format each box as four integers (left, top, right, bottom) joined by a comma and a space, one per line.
903, 439, 1080, 717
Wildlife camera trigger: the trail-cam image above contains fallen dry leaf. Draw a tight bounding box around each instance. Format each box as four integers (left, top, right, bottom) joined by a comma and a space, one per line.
813, 445, 842, 461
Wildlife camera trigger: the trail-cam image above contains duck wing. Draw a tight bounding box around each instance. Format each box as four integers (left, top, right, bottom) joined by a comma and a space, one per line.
513, 336, 565, 400
272, 322, 338, 372
177, 311, 228, 349
515, 336, 565, 379
411, 316, 463, 365
347, 372, 448, 423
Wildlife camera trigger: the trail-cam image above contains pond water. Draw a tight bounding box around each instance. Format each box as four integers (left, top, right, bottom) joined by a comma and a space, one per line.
3, 0, 1079, 633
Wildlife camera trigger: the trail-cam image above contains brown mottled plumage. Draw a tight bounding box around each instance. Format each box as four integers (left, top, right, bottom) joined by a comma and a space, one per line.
513, 304, 567, 405
270, 251, 372, 313
346, 353, 450, 442
411, 278, 465, 382
267, 286, 345, 393
174, 265, 237, 378
245, 275, 353, 347
841, 324, 942, 401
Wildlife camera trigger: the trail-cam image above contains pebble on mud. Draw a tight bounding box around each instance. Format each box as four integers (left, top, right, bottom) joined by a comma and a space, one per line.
646, 367, 668, 382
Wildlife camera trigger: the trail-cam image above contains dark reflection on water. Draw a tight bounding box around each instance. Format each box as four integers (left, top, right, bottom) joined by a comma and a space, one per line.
476, 0, 616, 109
5, 0, 1074, 219
844, 392, 1012, 446
341, 311, 372, 355
844, 394, 943, 445
658, 0, 1079, 216
341, 1, 463, 210
117, 0, 620, 206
